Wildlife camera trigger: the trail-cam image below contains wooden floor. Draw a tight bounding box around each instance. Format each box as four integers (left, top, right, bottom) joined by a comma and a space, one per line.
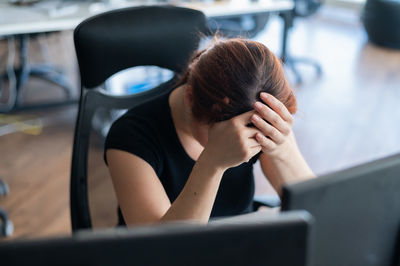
1, 6, 400, 240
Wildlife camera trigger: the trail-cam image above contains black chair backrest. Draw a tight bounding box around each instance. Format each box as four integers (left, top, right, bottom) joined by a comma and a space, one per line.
75, 5, 207, 89
71, 5, 207, 232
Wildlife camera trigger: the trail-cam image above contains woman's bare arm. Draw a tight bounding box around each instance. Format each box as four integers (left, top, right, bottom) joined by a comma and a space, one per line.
107, 110, 262, 226
258, 135, 315, 196
107, 149, 224, 225
251, 93, 315, 196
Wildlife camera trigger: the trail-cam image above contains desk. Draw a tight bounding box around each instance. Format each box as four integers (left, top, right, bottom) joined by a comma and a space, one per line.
0, 0, 294, 112
0, 0, 294, 35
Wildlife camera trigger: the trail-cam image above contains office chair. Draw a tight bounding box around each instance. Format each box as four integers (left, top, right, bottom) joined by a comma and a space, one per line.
71, 5, 208, 232
71, 4, 280, 232
281, 0, 323, 84
0, 33, 75, 113
207, 13, 270, 39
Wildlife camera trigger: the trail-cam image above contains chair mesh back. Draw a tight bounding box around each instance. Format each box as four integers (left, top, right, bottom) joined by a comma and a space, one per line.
74, 5, 207, 89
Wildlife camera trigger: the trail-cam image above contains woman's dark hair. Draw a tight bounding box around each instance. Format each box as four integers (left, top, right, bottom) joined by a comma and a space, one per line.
177, 38, 297, 124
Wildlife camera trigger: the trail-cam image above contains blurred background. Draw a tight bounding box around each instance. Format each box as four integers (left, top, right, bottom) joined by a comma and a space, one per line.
0, 0, 399, 239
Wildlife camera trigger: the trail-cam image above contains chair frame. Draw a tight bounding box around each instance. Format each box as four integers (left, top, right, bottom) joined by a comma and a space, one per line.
70, 5, 207, 232
70, 78, 177, 230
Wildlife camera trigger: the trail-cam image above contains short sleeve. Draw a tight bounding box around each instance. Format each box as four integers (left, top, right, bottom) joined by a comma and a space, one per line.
249, 151, 261, 164
104, 114, 163, 176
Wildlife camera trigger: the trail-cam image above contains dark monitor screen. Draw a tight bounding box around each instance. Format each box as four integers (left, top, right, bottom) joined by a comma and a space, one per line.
282, 153, 400, 266
0, 211, 312, 266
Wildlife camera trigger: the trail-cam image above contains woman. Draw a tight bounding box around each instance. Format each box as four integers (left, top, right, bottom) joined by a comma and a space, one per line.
105, 38, 315, 226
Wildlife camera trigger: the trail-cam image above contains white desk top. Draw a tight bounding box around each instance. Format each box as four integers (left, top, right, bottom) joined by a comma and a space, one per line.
0, 0, 293, 36
182, 0, 293, 18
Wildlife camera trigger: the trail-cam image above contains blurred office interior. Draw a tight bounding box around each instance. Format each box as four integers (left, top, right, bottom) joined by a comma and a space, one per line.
0, 0, 399, 241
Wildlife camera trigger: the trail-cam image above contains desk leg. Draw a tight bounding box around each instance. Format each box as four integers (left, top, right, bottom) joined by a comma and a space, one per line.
16, 35, 32, 106
280, 10, 303, 84
0, 37, 17, 113
279, 10, 322, 85
280, 10, 293, 64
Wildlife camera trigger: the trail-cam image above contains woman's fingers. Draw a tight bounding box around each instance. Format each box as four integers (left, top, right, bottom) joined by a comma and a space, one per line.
244, 126, 262, 138
246, 138, 262, 159
251, 113, 285, 144
233, 109, 256, 126
260, 92, 294, 125
246, 136, 261, 148
254, 101, 291, 136
255, 132, 276, 151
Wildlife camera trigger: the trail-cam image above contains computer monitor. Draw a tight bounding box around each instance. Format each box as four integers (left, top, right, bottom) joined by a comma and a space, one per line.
0, 211, 312, 266
282, 153, 400, 266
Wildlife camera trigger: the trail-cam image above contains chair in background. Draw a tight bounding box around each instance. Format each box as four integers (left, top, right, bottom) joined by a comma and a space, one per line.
362, 0, 400, 50
280, 0, 323, 84
70, 5, 208, 232
0, 33, 75, 113
207, 13, 270, 39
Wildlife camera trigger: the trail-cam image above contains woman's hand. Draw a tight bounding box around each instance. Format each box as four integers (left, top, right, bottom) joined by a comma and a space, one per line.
200, 110, 262, 172
250, 92, 315, 194
250, 92, 296, 159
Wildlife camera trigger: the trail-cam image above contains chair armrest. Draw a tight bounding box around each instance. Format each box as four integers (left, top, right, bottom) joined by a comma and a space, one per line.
253, 194, 281, 209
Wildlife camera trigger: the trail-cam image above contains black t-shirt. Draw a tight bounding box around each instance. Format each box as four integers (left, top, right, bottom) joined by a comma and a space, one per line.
104, 88, 258, 225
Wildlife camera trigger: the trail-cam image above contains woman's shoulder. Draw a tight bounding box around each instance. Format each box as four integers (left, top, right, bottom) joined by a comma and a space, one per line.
109, 89, 172, 133
125, 90, 170, 119
106, 88, 174, 143
104, 90, 172, 167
